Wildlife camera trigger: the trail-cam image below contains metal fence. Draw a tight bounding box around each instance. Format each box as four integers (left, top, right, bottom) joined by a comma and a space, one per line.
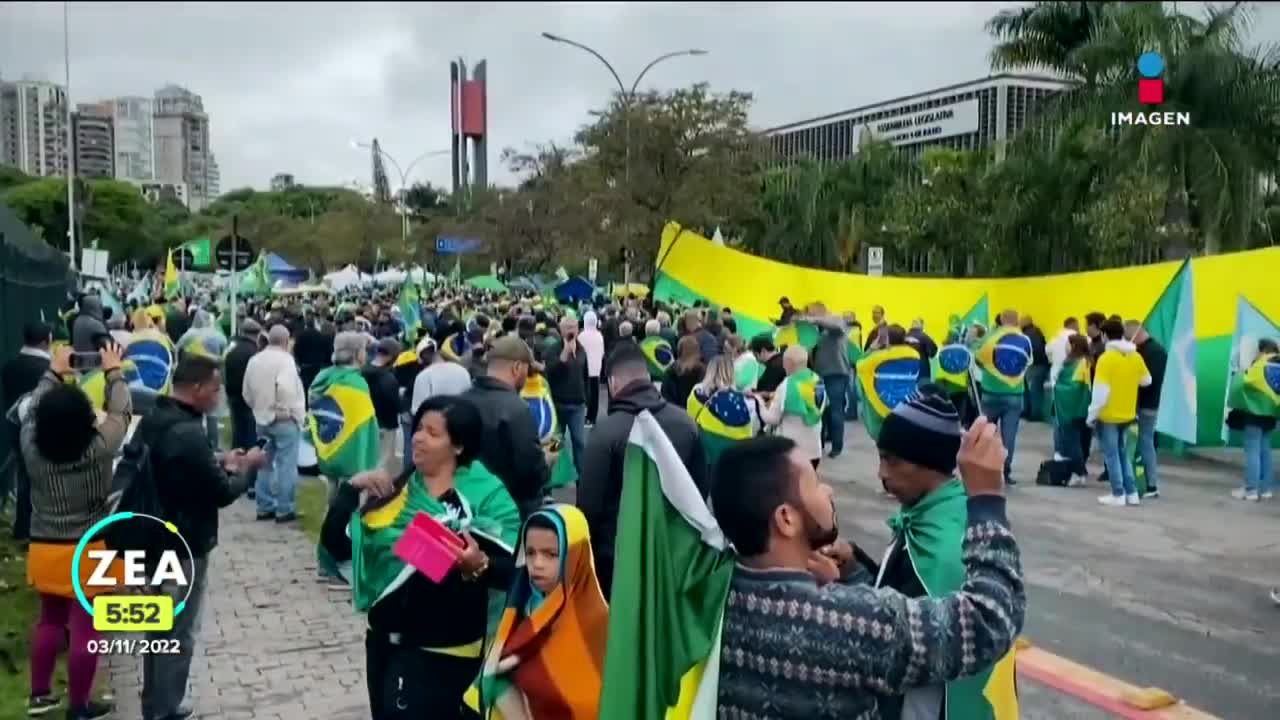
0, 202, 72, 469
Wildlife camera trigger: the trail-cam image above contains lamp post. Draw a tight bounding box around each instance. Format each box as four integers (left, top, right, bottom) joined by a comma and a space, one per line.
540, 32, 707, 183
64, 0, 76, 273
350, 141, 450, 245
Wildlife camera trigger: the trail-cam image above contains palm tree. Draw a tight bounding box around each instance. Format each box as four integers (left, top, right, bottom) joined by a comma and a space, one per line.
989, 1, 1280, 254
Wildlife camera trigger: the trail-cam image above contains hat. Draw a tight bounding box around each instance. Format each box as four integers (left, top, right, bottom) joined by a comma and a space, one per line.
875, 384, 962, 476
375, 337, 402, 357
416, 336, 438, 356
489, 335, 535, 365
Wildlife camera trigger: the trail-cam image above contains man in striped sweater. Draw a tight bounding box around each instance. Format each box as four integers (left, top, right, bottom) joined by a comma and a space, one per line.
712, 416, 1025, 719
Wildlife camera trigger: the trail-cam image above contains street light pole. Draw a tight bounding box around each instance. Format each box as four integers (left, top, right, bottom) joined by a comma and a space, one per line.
540, 32, 707, 183
64, 0, 76, 273
350, 142, 450, 248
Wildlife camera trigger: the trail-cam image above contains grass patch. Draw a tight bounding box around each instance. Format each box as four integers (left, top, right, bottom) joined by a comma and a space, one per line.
295, 477, 328, 543
0, 526, 36, 720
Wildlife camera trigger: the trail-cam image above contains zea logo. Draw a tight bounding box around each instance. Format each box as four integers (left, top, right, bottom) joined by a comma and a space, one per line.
72, 512, 195, 632
1111, 51, 1191, 127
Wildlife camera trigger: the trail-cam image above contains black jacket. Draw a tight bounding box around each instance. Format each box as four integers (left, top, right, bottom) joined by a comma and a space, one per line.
542, 337, 588, 406
578, 379, 706, 598
1136, 337, 1168, 411
362, 365, 401, 430
462, 376, 548, 513
71, 296, 109, 353
2, 350, 49, 412
137, 396, 251, 557
1024, 324, 1049, 367
223, 336, 259, 404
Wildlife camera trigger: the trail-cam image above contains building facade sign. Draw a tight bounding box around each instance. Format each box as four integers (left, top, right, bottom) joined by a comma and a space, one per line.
870, 99, 980, 146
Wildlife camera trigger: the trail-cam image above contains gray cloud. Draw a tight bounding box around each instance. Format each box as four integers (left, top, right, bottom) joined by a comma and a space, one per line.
3, 1, 1276, 193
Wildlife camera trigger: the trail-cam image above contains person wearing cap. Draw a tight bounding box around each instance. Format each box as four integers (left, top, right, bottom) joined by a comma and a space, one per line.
364, 338, 405, 474
863, 386, 1020, 720
463, 335, 556, 519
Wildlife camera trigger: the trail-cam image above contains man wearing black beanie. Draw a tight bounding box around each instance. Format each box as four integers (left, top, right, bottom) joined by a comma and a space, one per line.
860, 385, 1018, 720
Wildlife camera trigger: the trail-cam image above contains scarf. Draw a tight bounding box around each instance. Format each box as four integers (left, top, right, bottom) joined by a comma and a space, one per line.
783, 368, 826, 426
886, 479, 1018, 720
464, 504, 609, 720
348, 462, 520, 613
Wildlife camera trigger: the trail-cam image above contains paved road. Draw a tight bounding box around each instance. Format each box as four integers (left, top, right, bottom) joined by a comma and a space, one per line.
101, 420, 1274, 719
823, 419, 1279, 720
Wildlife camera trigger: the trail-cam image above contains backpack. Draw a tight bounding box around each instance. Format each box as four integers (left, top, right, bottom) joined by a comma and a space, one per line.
105, 428, 178, 556
1035, 458, 1074, 487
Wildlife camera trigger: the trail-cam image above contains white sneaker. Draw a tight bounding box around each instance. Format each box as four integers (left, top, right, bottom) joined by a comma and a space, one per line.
1142, 489, 1160, 499
1097, 495, 1127, 507
1261, 491, 1274, 500
1053, 452, 1067, 462
1231, 488, 1260, 501
1067, 475, 1087, 487
1125, 493, 1141, 506
1270, 588, 1280, 606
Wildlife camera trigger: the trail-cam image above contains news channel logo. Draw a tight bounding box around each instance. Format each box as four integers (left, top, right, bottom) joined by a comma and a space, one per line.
1137, 51, 1165, 105
71, 512, 195, 633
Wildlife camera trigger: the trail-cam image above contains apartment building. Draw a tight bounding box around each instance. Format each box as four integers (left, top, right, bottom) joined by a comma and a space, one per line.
153, 84, 212, 210
98, 96, 155, 182
0, 79, 69, 177
72, 103, 115, 179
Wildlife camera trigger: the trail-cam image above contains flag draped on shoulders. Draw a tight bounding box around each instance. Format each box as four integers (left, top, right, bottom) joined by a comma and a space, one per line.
308, 366, 380, 479
782, 368, 826, 426
1227, 352, 1280, 419
521, 374, 559, 445
123, 328, 176, 395
348, 462, 520, 613
976, 327, 1032, 393
687, 385, 753, 470
599, 411, 734, 720
885, 479, 1018, 720
857, 344, 921, 440
463, 504, 609, 719
641, 335, 675, 380
1053, 358, 1092, 420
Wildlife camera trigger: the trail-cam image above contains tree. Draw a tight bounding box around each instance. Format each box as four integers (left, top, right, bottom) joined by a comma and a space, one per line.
403, 182, 450, 216
576, 83, 767, 269
987, 1, 1118, 84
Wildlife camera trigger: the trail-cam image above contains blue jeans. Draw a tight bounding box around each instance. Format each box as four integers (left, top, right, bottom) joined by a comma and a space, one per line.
1136, 409, 1159, 491
845, 371, 858, 421
822, 374, 850, 455
1096, 422, 1137, 497
255, 420, 301, 516
555, 403, 587, 474
982, 393, 1023, 481
1242, 425, 1275, 494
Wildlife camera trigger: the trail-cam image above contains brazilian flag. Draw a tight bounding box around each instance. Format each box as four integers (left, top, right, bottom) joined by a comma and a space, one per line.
884, 479, 1019, 720
783, 368, 827, 426
932, 343, 973, 395
774, 320, 821, 350
976, 327, 1032, 394
308, 366, 381, 479
687, 385, 754, 469
398, 279, 422, 344
123, 329, 176, 395
1228, 351, 1280, 419
520, 374, 559, 445
77, 369, 107, 411
640, 335, 674, 380
846, 325, 864, 367
857, 345, 921, 441
440, 333, 470, 363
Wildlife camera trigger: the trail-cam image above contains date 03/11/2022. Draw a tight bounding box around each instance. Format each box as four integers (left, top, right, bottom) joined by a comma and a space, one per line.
87, 638, 182, 656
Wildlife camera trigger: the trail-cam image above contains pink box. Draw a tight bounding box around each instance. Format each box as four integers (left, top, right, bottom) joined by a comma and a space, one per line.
393, 513, 465, 583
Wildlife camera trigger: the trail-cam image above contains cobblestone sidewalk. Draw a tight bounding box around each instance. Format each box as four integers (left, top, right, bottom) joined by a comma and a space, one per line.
105, 497, 368, 720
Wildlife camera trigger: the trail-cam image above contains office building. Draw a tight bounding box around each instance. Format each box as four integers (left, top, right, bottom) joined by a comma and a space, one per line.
764, 74, 1072, 165
0, 79, 69, 177
138, 181, 189, 207
72, 103, 115, 179
97, 96, 155, 182
153, 84, 212, 210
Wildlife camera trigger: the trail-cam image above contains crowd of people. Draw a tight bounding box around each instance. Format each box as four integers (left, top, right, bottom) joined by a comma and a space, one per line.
1, 271, 1275, 719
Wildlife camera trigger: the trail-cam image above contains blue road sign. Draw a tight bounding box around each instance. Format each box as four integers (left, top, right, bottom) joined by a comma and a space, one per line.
435, 236, 482, 254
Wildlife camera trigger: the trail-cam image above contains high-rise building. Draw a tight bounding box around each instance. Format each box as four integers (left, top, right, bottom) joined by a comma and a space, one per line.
764, 74, 1072, 166
0, 79, 69, 177
72, 103, 115, 179
207, 153, 220, 198
99, 96, 155, 182
152, 84, 212, 210
270, 173, 296, 192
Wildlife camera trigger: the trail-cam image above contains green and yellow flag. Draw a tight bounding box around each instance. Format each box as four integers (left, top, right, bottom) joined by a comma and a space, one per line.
782, 368, 826, 426
857, 344, 922, 441
308, 366, 380, 479
640, 335, 675, 380
599, 411, 732, 720
885, 479, 1019, 720
773, 320, 821, 351
1053, 358, 1092, 421
975, 327, 1032, 394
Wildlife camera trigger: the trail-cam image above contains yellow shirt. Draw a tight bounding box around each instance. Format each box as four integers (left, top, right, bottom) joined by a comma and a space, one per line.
1091, 344, 1151, 424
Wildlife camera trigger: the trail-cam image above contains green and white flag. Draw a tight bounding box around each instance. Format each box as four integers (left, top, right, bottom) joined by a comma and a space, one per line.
599, 411, 734, 720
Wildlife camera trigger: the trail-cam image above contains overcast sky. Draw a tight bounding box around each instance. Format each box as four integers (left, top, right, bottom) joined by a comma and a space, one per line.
2, 2, 1277, 193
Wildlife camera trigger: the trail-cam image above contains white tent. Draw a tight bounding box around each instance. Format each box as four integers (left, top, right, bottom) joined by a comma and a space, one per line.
324, 265, 362, 291
375, 268, 406, 286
